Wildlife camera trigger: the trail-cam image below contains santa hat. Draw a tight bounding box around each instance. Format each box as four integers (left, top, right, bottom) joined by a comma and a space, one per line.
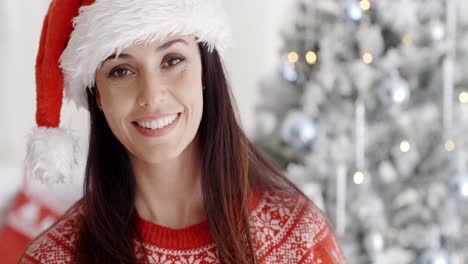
26, 0, 232, 184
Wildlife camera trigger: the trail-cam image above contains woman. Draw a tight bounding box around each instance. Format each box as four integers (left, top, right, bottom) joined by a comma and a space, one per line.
19, 0, 345, 263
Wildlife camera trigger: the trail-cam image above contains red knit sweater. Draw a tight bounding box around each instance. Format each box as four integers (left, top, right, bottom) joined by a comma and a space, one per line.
19, 190, 345, 263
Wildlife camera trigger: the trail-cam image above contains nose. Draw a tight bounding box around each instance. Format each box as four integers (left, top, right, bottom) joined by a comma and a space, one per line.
136, 71, 168, 108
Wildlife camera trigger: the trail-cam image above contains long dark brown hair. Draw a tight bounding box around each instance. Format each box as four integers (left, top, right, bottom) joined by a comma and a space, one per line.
45, 43, 308, 263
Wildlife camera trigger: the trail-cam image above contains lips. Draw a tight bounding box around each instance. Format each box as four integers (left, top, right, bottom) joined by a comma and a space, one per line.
134, 114, 178, 130
132, 113, 181, 138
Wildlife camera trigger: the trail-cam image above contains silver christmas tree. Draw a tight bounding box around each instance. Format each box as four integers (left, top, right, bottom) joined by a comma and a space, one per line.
254, 0, 468, 263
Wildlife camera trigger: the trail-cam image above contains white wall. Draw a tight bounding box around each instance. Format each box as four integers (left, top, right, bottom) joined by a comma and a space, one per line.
0, 0, 290, 165
223, 1, 289, 134
1, 0, 50, 164
0, 1, 8, 162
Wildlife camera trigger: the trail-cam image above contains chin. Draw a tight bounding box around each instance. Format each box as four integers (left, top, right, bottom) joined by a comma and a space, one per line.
140, 149, 183, 164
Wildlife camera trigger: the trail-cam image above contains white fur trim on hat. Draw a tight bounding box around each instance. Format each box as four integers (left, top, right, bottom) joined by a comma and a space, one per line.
25, 127, 77, 184
60, 0, 232, 109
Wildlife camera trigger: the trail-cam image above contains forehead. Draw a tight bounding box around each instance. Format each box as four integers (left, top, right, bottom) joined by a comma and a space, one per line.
120, 35, 198, 53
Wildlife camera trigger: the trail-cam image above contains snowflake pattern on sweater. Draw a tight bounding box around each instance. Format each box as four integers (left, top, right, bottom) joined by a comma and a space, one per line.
19, 190, 345, 263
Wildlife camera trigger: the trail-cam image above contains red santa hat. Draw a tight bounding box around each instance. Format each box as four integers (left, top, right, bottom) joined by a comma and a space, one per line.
26, 0, 232, 184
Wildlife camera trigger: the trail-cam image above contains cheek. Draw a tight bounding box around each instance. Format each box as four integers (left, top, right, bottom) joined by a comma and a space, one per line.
98, 86, 136, 136
186, 88, 204, 137
177, 68, 204, 117
101, 105, 128, 139
99, 81, 138, 117
100, 82, 135, 108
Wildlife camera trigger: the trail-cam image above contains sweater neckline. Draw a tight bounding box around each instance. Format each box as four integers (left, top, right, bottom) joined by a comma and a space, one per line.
136, 189, 262, 250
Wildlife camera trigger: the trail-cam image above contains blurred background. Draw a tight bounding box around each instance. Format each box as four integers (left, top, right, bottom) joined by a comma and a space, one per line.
1, 0, 468, 263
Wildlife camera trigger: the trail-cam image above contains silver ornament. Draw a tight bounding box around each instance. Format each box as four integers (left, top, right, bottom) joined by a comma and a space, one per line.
447, 172, 468, 201
255, 111, 278, 138
418, 249, 449, 264
280, 110, 318, 151
338, 0, 363, 23
378, 76, 411, 106
302, 81, 325, 115
281, 62, 298, 83
430, 20, 445, 41
350, 190, 387, 231
364, 230, 385, 257
378, 160, 398, 184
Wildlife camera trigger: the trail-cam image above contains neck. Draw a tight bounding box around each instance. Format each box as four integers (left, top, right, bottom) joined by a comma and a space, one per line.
131, 138, 206, 229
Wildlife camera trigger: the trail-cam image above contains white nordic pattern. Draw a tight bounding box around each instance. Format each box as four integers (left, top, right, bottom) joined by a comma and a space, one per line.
22, 191, 345, 263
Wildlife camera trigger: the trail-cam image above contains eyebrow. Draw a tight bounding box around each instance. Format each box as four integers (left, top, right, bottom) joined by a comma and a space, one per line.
102, 38, 190, 63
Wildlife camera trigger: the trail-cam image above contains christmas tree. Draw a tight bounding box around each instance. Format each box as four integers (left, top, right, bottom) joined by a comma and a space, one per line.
254, 0, 468, 263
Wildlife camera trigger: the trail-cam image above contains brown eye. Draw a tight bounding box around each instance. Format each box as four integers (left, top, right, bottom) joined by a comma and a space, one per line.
109, 66, 133, 78
163, 55, 186, 68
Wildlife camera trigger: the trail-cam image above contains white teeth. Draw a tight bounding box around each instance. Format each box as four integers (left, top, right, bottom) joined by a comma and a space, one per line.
136, 114, 178, 130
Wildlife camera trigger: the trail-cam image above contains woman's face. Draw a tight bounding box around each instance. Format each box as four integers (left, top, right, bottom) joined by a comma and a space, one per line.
95, 35, 203, 164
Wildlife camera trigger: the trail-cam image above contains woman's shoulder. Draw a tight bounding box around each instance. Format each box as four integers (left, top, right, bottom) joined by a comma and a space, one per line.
18, 204, 83, 264
251, 188, 325, 228
250, 189, 346, 263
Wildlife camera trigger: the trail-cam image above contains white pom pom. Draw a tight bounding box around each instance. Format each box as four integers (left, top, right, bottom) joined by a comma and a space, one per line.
25, 127, 77, 184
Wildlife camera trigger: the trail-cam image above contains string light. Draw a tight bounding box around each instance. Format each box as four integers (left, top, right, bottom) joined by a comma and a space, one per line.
362, 52, 373, 64
353, 171, 365, 185
445, 139, 456, 152
287, 52, 299, 63
402, 34, 412, 45
459, 91, 468, 104
305, 51, 318, 64
400, 140, 411, 153
360, 0, 371, 11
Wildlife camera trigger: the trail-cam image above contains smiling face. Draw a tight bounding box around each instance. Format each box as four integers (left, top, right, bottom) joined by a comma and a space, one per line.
94, 35, 204, 164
